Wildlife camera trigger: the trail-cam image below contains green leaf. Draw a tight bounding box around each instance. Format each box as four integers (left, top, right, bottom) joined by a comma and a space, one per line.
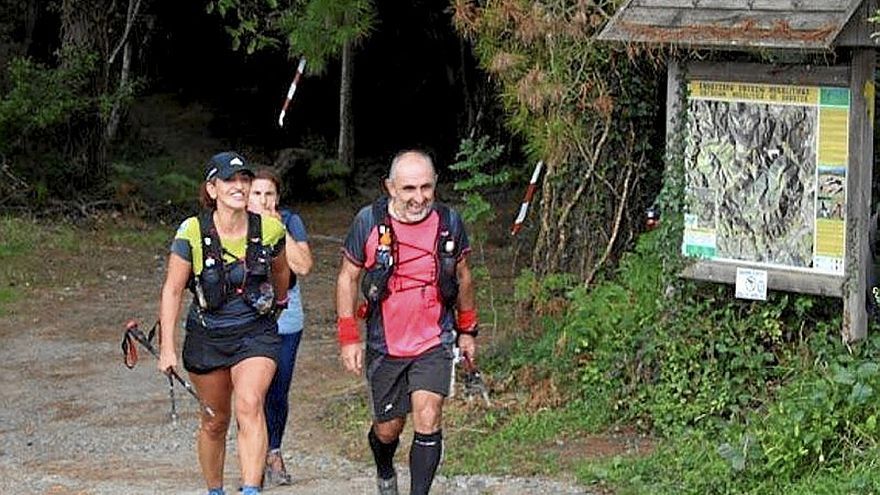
856, 362, 879, 379
831, 365, 856, 385
850, 382, 874, 404
717, 442, 746, 471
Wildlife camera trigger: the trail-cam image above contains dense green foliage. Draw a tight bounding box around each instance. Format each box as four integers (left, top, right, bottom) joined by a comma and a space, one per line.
0, 49, 116, 201
579, 328, 880, 493
0, 0, 152, 205
208, 0, 375, 71
453, 77, 880, 486
458, 11, 880, 490
454, 0, 664, 280
305, 156, 350, 198
449, 136, 513, 326
565, 233, 820, 435
471, 221, 880, 492
450, 136, 510, 227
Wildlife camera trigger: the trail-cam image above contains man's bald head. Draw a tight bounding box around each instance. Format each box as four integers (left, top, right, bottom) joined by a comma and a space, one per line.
388, 150, 436, 181
385, 149, 437, 223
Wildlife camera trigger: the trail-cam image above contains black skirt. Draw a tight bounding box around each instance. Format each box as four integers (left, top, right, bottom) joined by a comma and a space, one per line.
183, 318, 281, 374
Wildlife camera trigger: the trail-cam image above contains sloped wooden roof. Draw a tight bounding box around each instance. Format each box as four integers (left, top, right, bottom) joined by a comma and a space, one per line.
598, 0, 879, 50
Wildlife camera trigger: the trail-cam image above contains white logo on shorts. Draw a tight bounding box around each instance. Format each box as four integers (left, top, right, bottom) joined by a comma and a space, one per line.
384, 403, 393, 412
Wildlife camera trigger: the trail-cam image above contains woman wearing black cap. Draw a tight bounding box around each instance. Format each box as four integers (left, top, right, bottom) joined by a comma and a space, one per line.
157, 151, 290, 495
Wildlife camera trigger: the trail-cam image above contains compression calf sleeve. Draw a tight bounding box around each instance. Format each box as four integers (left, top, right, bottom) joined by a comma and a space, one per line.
409, 430, 443, 495
368, 427, 399, 480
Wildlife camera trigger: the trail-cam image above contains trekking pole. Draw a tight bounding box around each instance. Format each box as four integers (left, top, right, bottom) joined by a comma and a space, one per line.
452, 338, 490, 407
462, 354, 491, 407
121, 320, 215, 417
167, 374, 178, 422
450, 347, 459, 400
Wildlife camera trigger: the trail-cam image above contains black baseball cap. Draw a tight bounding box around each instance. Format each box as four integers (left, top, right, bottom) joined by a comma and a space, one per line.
204, 151, 255, 181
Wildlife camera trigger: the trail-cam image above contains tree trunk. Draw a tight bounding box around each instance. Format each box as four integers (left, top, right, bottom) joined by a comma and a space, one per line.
338, 40, 355, 172
459, 37, 476, 137
530, 121, 650, 281
105, 39, 131, 142
105, 0, 142, 142
61, 0, 99, 58
60, 0, 109, 185
23, 0, 40, 55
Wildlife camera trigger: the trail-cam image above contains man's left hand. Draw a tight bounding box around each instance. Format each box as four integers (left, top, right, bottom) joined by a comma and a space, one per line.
458, 333, 476, 364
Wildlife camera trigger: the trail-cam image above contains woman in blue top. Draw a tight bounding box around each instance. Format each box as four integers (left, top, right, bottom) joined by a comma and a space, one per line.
248, 168, 313, 486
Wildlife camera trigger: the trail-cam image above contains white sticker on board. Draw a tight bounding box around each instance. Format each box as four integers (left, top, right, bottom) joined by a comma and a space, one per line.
735, 268, 768, 301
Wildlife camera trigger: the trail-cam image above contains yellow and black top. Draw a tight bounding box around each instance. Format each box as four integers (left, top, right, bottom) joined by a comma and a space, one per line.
171, 213, 285, 331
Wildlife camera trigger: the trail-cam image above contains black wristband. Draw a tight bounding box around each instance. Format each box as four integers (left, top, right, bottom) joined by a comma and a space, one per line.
457, 326, 479, 339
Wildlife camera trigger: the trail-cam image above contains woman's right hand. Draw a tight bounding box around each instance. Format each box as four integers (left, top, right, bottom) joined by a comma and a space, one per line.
263, 201, 282, 220
158, 350, 178, 374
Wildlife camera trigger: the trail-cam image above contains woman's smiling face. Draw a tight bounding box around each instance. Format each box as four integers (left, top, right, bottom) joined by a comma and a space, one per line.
207, 172, 252, 211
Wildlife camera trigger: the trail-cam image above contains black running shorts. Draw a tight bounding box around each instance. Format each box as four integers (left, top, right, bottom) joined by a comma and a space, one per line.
183, 319, 281, 374
365, 345, 453, 422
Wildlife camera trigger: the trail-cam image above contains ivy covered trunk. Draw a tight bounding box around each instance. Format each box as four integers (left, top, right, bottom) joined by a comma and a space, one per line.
454, 0, 664, 282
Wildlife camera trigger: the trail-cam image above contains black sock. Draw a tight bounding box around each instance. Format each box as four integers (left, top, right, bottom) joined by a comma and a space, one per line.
368, 427, 399, 480
409, 430, 442, 495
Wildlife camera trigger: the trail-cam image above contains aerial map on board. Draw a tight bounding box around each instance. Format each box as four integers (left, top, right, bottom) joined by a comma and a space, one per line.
683, 81, 850, 275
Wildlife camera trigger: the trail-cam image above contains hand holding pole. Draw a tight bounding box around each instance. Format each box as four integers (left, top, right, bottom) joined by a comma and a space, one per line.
122, 320, 215, 417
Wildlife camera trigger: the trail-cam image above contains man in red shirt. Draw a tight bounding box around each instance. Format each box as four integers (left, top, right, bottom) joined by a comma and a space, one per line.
336, 150, 478, 495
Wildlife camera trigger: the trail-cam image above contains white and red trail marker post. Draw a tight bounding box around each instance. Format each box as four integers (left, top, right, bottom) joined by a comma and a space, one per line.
278, 57, 307, 127
510, 160, 543, 236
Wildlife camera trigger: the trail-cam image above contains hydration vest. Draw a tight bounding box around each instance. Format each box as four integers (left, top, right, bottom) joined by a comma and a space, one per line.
360, 197, 461, 320
189, 210, 276, 316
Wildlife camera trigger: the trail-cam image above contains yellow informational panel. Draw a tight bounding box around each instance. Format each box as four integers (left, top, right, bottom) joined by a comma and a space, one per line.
683, 80, 849, 275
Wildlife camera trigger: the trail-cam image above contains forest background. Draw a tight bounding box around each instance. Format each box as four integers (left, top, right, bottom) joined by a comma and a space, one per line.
3, 0, 880, 493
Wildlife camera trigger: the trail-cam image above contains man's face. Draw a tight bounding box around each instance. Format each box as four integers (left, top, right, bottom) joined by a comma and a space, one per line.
386, 154, 436, 223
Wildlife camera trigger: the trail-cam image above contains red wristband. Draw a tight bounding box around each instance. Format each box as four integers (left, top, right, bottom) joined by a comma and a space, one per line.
457, 308, 478, 333
356, 301, 369, 320
337, 316, 361, 345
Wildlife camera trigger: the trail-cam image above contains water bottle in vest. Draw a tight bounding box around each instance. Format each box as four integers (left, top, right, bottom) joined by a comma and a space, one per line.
376, 225, 393, 268
438, 229, 459, 306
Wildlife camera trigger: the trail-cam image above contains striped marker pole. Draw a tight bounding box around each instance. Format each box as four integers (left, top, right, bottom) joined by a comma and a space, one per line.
277, 57, 307, 127
510, 160, 543, 236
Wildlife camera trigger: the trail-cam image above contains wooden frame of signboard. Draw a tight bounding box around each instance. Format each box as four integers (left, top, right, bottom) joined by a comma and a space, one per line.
667, 55, 875, 341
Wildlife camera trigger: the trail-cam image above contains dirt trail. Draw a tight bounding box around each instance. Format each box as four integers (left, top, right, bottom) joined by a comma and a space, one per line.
0, 201, 594, 494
